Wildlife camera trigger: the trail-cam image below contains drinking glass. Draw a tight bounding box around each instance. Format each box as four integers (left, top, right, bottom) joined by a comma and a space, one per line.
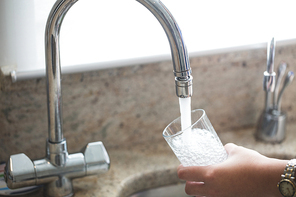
163, 109, 228, 166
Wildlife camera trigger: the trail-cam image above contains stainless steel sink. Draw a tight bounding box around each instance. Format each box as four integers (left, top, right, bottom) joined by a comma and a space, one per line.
117, 167, 194, 197
118, 168, 190, 197
129, 183, 193, 197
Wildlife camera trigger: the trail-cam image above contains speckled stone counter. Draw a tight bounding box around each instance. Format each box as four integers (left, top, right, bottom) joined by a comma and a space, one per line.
18, 123, 296, 197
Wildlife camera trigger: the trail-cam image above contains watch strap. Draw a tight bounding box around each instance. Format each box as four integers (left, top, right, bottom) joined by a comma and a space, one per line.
282, 159, 296, 180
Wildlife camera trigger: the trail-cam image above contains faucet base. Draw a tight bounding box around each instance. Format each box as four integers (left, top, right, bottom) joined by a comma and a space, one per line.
255, 110, 286, 143
45, 177, 73, 197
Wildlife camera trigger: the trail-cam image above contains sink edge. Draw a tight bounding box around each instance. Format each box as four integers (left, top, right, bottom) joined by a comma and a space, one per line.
117, 167, 184, 197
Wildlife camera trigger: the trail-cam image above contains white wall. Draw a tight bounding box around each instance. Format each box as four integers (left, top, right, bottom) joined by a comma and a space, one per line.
1, 0, 296, 80
0, 0, 37, 73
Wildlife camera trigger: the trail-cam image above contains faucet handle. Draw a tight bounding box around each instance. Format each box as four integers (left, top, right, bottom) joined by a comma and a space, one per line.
81, 141, 110, 176
4, 153, 36, 189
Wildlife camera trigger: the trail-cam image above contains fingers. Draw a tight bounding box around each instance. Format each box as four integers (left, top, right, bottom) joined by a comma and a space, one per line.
185, 181, 206, 196
224, 143, 237, 155
177, 164, 209, 182
177, 164, 219, 196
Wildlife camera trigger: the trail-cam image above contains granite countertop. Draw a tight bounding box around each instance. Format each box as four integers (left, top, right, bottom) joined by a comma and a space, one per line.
17, 123, 296, 197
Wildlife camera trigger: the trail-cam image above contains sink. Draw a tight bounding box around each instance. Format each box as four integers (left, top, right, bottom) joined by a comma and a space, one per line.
129, 183, 192, 197
118, 168, 190, 197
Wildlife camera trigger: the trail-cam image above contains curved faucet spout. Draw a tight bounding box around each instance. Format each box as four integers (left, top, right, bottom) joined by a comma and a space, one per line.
137, 0, 193, 98
137, 0, 191, 77
45, 0, 193, 143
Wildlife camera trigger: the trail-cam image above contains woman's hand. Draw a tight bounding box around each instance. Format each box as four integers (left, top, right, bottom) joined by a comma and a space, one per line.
177, 143, 288, 197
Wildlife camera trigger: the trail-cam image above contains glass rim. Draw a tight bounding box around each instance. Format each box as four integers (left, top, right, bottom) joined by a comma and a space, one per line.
162, 109, 206, 139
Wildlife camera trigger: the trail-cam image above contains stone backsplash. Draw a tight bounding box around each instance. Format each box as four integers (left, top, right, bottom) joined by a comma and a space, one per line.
0, 44, 295, 162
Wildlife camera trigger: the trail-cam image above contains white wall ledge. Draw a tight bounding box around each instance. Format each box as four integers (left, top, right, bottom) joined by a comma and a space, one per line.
6, 38, 296, 82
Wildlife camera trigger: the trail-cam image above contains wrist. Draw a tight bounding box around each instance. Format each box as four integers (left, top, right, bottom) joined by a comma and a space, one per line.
263, 158, 289, 197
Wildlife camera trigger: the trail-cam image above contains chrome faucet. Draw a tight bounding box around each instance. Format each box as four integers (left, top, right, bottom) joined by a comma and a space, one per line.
4, 0, 193, 197
256, 38, 294, 143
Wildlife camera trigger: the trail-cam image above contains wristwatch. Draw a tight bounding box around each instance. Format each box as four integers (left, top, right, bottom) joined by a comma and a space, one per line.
278, 159, 296, 197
